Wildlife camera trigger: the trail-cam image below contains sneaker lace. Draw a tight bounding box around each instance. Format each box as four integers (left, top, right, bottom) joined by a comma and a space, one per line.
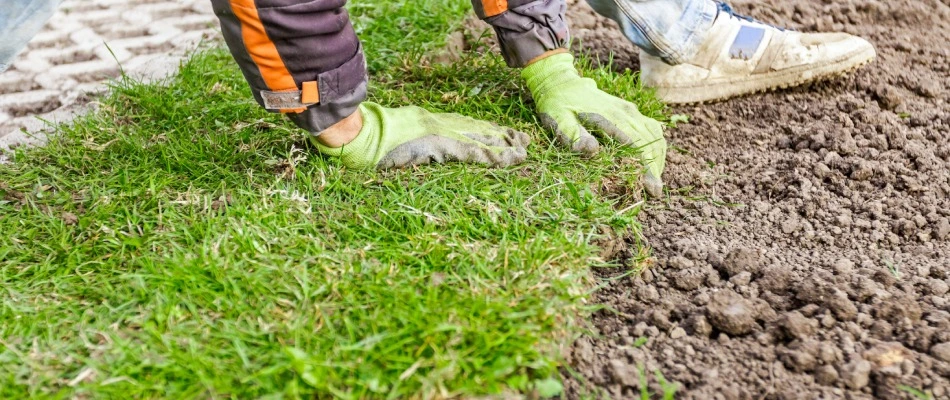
716, 2, 787, 31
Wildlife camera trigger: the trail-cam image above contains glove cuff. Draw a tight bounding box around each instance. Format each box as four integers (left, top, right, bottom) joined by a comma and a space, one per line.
310, 102, 382, 169
521, 52, 578, 98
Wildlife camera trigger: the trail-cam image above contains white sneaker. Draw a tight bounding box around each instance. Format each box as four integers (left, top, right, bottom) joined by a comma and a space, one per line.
640, 3, 877, 104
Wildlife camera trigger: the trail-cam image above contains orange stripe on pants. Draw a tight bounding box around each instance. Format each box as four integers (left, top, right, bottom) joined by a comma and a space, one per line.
481, 0, 509, 17
230, 0, 300, 96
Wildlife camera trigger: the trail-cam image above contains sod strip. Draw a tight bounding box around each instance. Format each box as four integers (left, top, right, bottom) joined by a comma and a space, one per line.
0, 1, 668, 397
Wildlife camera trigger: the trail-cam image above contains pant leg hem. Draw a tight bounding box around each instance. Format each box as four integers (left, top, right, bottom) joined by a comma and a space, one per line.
663, 0, 718, 64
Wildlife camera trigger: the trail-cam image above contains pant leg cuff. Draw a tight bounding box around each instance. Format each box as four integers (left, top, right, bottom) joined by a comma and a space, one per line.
664, 0, 719, 64
282, 46, 368, 133
484, 0, 570, 68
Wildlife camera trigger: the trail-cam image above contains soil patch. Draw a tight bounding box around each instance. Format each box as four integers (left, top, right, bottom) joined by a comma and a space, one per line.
563, 0, 950, 398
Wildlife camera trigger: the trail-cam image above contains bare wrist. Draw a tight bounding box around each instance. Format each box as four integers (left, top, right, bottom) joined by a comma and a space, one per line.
315, 108, 363, 148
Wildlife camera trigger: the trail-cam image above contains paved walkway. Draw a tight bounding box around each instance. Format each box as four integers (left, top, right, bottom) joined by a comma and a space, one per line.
0, 0, 218, 155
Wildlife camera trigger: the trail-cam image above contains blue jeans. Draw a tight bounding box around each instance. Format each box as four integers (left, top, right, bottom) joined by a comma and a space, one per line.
0, 0, 60, 72
586, 0, 719, 64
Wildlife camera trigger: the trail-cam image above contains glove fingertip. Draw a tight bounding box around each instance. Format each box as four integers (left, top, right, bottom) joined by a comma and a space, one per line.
503, 145, 529, 167
507, 128, 532, 148
572, 126, 600, 156
643, 171, 664, 198
538, 113, 562, 133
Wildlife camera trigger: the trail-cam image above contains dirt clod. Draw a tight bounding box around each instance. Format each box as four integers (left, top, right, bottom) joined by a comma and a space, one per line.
778, 311, 819, 340
825, 294, 859, 321
865, 342, 910, 372
607, 359, 640, 387
670, 327, 687, 339
930, 279, 950, 296
670, 269, 705, 291
874, 85, 903, 110
706, 291, 757, 336
814, 365, 839, 386
841, 359, 873, 390
932, 342, 950, 363
780, 342, 820, 372
718, 248, 760, 277
686, 314, 713, 337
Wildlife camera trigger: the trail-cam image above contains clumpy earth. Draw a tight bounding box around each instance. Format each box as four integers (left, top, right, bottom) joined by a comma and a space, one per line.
561, 0, 950, 398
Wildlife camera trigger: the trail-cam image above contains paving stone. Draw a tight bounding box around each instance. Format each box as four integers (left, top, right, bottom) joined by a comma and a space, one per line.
0, 90, 60, 110
0, 0, 219, 154
0, 71, 35, 94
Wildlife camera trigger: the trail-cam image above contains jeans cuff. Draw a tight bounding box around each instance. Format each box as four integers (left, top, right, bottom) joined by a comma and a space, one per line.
663, 0, 719, 64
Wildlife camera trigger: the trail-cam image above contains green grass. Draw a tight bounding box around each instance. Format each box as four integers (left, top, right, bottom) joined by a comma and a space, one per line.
899, 385, 935, 400
0, 2, 668, 398
348, 0, 471, 71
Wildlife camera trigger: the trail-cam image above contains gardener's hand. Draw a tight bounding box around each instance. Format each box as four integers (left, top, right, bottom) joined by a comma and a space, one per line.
313, 102, 530, 169
522, 53, 667, 196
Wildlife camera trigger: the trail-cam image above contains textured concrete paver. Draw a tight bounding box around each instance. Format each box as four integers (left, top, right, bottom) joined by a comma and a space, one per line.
0, 0, 219, 156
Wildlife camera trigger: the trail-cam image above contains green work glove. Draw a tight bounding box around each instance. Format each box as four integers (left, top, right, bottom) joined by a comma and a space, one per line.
313, 102, 530, 169
522, 53, 667, 196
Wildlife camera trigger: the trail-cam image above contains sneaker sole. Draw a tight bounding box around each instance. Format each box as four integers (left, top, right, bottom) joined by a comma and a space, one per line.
653, 47, 877, 105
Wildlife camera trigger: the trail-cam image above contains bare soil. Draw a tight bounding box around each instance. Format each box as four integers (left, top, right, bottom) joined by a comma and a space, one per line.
562, 0, 950, 398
